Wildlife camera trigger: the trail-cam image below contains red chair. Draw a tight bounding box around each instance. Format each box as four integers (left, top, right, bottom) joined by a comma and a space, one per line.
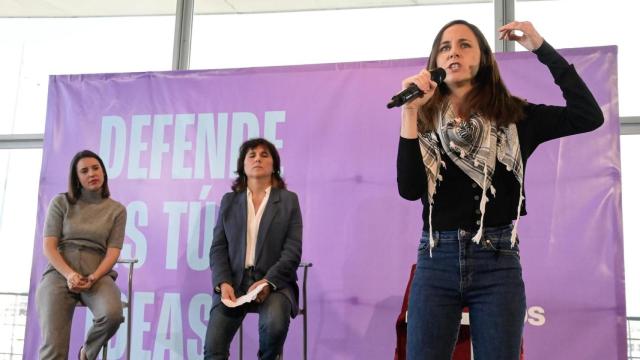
394, 264, 523, 360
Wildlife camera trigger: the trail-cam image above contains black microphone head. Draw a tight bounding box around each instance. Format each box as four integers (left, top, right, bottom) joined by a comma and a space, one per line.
430, 67, 446, 85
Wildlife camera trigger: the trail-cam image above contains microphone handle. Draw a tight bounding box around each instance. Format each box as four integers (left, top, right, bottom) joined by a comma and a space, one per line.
386, 84, 423, 109
386, 68, 446, 109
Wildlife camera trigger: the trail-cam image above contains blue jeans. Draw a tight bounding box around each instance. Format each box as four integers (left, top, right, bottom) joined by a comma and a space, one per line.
204, 270, 292, 360
407, 224, 526, 360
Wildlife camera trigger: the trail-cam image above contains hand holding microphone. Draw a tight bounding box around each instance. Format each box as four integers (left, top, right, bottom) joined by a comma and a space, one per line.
387, 67, 446, 109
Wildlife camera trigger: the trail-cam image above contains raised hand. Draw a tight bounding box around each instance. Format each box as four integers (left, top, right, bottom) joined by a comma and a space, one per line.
498, 21, 544, 51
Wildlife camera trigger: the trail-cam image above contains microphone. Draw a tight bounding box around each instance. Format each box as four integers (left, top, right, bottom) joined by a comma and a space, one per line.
386, 68, 446, 109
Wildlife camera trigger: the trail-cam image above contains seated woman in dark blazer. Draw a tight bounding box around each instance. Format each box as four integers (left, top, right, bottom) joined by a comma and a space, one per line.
204, 138, 303, 360
36, 150, 126, 360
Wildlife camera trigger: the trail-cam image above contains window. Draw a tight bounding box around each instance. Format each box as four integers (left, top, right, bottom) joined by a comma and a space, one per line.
0, 12, 177, 358
0, 16, 175, 135
191, 4, 494, 69
621, 135, 640, 317
515, 0, 638, 116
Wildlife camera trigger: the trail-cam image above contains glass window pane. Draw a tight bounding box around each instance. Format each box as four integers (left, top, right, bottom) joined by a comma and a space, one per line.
0, 292, 27, 358
191, 4, 495, 70
515, 0, 638, 117
0, 16, 176, 135
621, 134, 640, 317
0, 149, 42, 293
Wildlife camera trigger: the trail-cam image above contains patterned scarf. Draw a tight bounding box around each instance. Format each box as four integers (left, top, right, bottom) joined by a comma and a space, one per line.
418, 103, 524, 249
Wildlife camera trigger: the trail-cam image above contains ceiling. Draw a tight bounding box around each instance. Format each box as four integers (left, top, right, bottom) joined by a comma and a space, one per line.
1, 0, 489, 17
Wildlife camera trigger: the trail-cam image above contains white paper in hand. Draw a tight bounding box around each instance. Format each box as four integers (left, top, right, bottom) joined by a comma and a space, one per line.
221, 283, 269, 308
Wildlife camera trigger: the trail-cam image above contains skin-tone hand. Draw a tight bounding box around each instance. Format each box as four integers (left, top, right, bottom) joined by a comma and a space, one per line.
498, 21, 544, 51
248, 279, 272, 304
220, 283, 237, 302
72, 274, 97, 292
399, 69, 439, 139
63, 247, 121, 293
66, 272, 89, 293
401, 69, 439, 111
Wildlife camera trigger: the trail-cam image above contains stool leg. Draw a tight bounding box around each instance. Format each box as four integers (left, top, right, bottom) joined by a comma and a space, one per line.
102, 344, 108, 359
239, 322, 243, 360
126, 303, 132, 360
303, 311, 307, 360
126, 261, 134, 360
301, 264, 309, 360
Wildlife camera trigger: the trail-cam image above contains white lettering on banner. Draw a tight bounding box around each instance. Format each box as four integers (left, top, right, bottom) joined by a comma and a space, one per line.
163, 191, 218, 271
187, 294, 212, 359
164, 202, 189, 270
83, 292, 214, 359
150, 114, 173, 179
173, 114, 195, 179
122, 201, 148, 267
153, 293, 184, 360
186, 186, 216, 271
99, 111, 286, 180
99, 115, 126, 177
229, 112, 260, 178
264, 111, 286, 175
264, 111, 285, 148
132, 292, 154, 360
97, 292, 213, 359
525, 305, 546, 326
194, 113, 228, 179
129, 115, 151, 179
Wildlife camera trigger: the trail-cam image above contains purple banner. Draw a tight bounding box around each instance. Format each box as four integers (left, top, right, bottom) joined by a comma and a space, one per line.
25, 46, 623, 359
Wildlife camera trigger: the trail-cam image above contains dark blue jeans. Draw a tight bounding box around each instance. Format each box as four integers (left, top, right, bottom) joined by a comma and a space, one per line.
407, 224, 526, 360
204, 269, 292, 360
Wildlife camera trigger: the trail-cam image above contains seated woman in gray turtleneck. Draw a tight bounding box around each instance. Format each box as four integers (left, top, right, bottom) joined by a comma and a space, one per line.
36, 150, 127, 360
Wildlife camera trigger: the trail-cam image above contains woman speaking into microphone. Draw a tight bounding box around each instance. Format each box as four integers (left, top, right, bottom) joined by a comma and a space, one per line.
395, 20, 603, 359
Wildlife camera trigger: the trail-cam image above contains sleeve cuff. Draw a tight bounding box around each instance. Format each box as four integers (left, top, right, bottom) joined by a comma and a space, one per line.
533, 40, 559, 62
214, 281, 231, 294
399, 136, 419, 144
533, 40, 551, 54
265, 279, 277, 291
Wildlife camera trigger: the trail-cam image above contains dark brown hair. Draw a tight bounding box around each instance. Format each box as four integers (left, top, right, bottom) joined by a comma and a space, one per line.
231, 138, 287, 192
66, 150, 110, 204
419, 19, 526, 133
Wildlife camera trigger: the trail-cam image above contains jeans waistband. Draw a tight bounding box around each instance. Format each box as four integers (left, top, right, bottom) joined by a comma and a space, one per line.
424, 223, 514, 243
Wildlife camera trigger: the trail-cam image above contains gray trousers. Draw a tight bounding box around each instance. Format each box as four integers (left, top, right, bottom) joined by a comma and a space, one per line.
35, 248, 123, 360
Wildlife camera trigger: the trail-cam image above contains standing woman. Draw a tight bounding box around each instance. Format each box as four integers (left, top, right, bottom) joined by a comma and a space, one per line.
36, 150, 126, 360
396, 20, 603, 359
205, 138, 303, 360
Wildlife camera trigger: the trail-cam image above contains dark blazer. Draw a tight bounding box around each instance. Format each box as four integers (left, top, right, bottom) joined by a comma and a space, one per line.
210, 187, 303, 316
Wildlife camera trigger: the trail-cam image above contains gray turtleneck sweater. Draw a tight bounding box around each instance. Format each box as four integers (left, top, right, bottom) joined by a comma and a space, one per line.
43, 190, 127, 256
